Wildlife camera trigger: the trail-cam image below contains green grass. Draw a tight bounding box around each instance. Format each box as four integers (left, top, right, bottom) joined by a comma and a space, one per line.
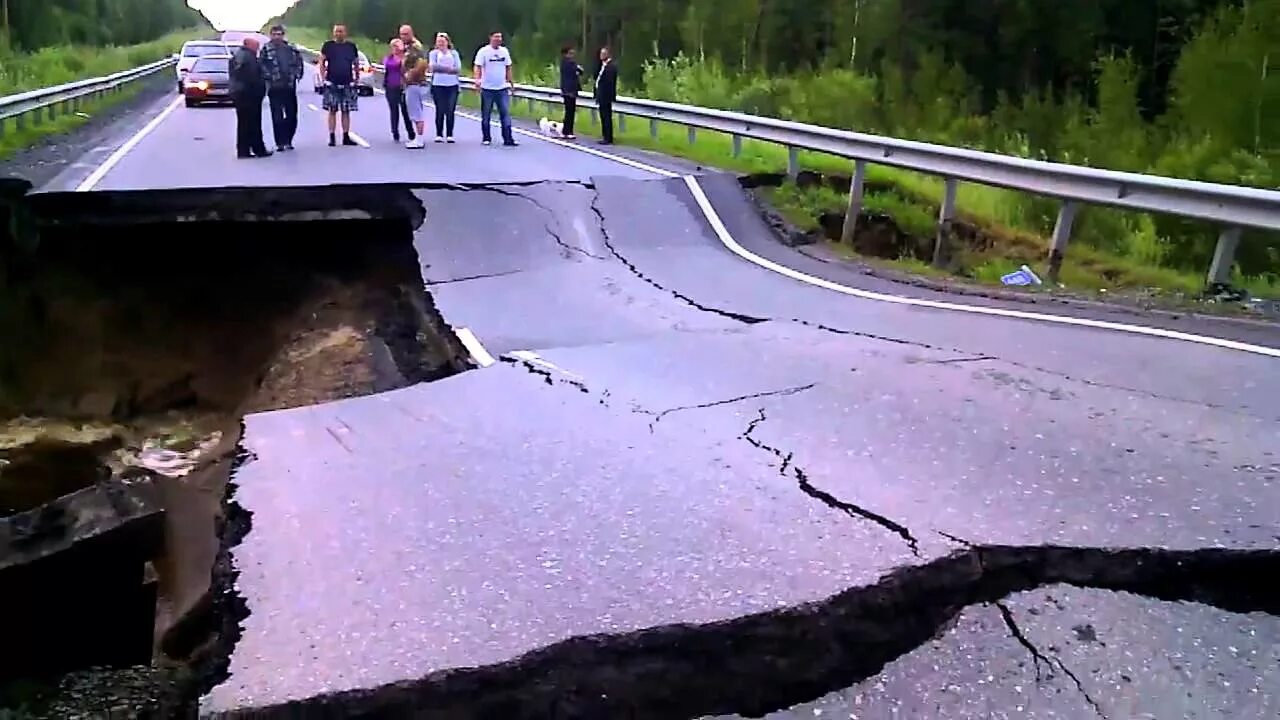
0, 28, 204, 159
0, 29, 200, 95
470, 91, 1278, 301
0, 84, 146, 161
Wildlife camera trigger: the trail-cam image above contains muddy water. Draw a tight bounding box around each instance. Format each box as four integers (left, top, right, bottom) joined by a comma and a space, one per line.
1, 215, 464, 689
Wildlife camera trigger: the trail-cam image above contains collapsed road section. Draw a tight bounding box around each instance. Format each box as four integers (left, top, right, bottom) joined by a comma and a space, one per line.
0, 179, 471, 716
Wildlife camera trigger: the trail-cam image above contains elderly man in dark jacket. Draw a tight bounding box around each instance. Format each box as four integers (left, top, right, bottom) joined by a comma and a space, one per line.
229, 37, 271, 158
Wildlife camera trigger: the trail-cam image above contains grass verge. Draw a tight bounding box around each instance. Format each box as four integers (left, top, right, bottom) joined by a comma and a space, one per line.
1, 28, 206, 159
459, 90, 1279, 302
0, 83, 149, 162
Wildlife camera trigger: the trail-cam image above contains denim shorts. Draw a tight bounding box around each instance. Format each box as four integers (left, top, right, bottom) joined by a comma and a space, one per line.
404, 84, 427, 123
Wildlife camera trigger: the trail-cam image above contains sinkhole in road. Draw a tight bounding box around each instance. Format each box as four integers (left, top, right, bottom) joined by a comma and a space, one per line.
0, 197, 470, 712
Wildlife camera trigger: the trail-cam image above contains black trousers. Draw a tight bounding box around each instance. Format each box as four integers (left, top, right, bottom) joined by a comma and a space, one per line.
598, 98, 614, 142
384, 86, 415, 140
267, 87, 298, 147
562, 94, 577, 136
234, 91, 268, 156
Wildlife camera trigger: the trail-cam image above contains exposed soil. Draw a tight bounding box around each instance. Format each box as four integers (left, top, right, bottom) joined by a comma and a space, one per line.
0, 197, 469, 714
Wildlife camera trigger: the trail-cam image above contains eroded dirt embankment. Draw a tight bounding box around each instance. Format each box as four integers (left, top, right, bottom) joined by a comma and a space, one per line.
0, 185, 469, 715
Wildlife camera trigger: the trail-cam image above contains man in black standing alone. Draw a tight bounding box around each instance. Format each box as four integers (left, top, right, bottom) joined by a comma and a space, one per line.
594, 46, 618, 145
229, 37, 270, 158
558, 44, 583, 139
259, 24, 304, 152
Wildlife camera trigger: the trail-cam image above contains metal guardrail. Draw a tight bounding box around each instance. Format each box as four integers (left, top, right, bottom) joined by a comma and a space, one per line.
310, 44, 1278, 287
0, 57, 177, 136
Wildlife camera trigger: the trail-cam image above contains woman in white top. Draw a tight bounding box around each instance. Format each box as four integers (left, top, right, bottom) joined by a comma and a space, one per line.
428, 33, 461, 143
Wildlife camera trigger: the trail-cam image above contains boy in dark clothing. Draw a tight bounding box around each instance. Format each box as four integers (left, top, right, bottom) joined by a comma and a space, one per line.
559, 45, 583, 139
259, 24, 304, 151
229, 37, 270, 158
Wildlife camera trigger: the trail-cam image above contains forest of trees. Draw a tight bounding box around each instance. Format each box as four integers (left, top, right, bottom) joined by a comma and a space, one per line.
279, 0, 1277, 278
0, 0, 203, 50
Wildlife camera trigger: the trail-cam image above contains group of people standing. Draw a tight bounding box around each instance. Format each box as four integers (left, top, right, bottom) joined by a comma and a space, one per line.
382, 25, 463, 147
226, 22, 621, 158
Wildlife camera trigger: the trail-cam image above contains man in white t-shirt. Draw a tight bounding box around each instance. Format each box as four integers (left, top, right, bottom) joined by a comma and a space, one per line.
472, 31, 517, 147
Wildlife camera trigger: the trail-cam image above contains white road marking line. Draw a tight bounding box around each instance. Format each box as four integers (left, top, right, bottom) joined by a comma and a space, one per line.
347, 85, 1279, 357
307, 103, 320, 112
455, 327, 496, 367
76, 95, 183, 191
348, 131, 370, 148
682, 175, 1280, 358
507, 350, 584, 380
449, 102, 679, 176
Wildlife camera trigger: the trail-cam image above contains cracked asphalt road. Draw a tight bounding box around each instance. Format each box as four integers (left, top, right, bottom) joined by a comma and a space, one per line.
25, 77, 1280, 718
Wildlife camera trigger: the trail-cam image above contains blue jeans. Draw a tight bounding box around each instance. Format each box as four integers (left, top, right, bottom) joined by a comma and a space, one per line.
480, 88, 514, 144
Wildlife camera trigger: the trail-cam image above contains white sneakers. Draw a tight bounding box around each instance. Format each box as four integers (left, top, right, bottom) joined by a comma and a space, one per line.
405, 137, 454, 148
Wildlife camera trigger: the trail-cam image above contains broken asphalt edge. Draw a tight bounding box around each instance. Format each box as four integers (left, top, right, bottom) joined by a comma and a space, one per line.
201, 543, 1277, 719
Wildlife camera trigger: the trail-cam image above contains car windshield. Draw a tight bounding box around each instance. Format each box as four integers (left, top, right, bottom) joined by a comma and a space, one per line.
183, 44, 227, 58
191, 57, 229, 73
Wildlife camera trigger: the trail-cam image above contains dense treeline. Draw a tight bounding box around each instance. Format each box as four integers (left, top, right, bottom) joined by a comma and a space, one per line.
1, 0, 203, 50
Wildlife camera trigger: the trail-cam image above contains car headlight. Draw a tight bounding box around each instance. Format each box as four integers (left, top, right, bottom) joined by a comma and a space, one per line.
185, 80, 209, 90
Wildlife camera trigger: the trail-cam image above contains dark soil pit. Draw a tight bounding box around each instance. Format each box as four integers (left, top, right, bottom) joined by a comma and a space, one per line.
1, 188, 471, 715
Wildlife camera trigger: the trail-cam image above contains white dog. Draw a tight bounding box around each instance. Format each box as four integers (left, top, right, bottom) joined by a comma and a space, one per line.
538, 117, 565, 138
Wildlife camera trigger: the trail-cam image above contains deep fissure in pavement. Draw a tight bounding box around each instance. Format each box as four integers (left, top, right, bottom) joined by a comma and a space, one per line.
740, 407, 922, 554
1, 186, 471, 715
209, 544, 1278, 719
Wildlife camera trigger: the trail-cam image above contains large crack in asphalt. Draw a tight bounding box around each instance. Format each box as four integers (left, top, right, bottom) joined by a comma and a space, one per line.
454, 184, 606, 261
210, 543, 1278, 719
741, 408, 922, 556
588, 186, 770, 326
995, 601, 1107, 718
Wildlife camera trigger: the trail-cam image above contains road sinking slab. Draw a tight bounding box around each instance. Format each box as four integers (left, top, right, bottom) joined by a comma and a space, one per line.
199, 359, 912, 714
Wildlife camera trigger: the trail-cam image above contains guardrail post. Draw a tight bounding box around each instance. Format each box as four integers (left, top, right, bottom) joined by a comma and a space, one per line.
15, 113, 25, 132
1046, 201, 1079, 283
732, 135, 742, 158
931, 178, 958, 267
1206, 226, 1242, 287
840, 160, 868, 245
618, 114, 626, 133
649, 118, 658, 139
590, 108, 598, 127
687, 126, 696, 145
526, 97, 534, 113
786, 146, 800, 179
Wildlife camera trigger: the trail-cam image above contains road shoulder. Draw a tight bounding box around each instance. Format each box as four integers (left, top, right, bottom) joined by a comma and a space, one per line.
693, 172, 1280, 351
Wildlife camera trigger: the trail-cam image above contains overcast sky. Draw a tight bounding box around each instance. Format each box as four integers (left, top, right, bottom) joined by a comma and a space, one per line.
189, 0, 297, 30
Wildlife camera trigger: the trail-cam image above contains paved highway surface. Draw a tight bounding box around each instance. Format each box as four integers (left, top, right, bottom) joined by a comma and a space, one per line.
28, 71, 1280, 718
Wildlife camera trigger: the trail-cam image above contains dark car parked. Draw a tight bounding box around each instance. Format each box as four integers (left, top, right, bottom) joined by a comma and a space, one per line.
182, 56, 234, 107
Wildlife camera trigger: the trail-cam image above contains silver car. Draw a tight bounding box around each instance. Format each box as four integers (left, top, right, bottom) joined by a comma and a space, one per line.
176, 40, 235, 93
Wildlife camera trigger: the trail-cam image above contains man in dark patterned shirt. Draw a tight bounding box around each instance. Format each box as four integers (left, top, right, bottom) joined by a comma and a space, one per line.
259, 24, 304, 152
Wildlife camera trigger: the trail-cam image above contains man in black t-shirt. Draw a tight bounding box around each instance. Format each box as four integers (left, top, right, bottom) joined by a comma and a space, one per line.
319, 24, 361, 146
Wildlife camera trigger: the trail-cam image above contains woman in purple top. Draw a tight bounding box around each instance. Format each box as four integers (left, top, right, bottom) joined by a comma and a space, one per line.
382, 39, 416, 143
